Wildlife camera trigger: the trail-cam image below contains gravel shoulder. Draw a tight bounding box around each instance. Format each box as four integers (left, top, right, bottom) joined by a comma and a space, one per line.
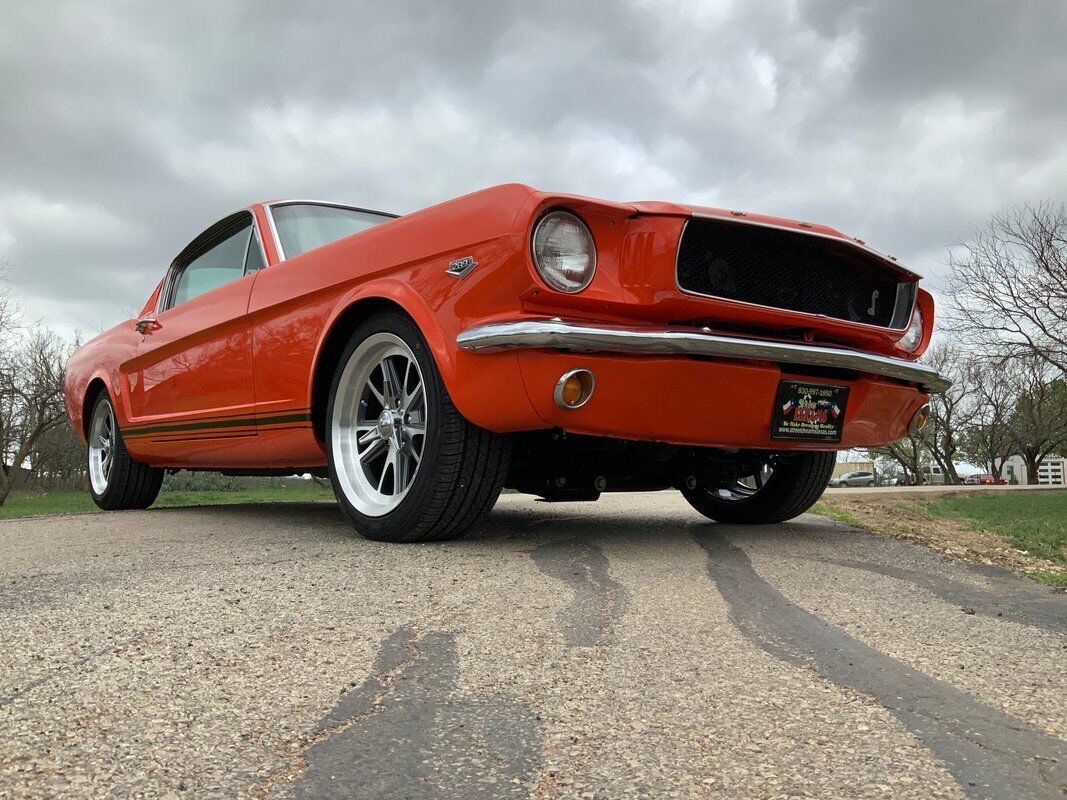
1, 494, 1064, 799
816, 492, 1067, 583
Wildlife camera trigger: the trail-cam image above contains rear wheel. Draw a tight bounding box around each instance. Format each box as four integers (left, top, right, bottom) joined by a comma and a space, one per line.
682, 452, 834, 524
326, 313, 510, 542
87, 392, 164, 510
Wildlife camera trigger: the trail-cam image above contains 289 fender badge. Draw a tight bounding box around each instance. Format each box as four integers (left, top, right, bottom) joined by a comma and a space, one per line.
446, 256, 478, 278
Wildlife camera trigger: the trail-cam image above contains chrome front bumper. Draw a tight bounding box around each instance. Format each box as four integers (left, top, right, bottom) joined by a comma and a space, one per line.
457, 319, 950, 394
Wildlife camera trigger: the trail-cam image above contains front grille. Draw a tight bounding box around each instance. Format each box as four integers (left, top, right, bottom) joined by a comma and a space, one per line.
675, 218, 915, 329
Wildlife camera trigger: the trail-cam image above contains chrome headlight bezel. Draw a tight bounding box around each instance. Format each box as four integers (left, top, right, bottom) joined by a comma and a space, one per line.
531, 210, 597, 294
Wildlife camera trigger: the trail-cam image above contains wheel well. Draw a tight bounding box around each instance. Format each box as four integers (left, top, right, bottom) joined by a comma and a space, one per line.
83, 378, 108, 438
310, 298, 412, 443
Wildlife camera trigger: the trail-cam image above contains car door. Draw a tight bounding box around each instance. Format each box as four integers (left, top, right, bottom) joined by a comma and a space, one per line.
123, 211, 267, 461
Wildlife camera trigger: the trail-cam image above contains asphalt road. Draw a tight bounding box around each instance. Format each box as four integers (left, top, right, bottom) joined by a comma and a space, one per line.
1, 494, 1065, 799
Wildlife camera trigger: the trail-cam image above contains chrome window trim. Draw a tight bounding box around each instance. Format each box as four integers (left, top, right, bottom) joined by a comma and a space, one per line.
157, 209, 257, 314
264, 203, 284, 264
264, 200, 399, 262
456, 318, 951, 394
673, 217, 920, 334
243, 223, 268, 276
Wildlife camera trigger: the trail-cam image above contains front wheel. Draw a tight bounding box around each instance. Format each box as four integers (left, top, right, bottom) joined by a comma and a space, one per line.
87, 392, 164, 510
326, 313, 510, 542
682, 452, 835, 524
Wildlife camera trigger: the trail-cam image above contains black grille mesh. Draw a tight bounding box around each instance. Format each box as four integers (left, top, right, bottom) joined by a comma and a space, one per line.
676, 219, 905, 328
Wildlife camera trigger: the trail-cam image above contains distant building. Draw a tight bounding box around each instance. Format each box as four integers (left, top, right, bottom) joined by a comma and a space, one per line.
1000, 455, 1065, 485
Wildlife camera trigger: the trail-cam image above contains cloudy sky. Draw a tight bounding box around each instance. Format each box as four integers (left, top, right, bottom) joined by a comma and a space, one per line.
2, 0, 1065, 338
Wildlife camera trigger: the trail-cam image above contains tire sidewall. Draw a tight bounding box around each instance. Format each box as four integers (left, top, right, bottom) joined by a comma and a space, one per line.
326, 313, 445, 535
683, 451, 835, 524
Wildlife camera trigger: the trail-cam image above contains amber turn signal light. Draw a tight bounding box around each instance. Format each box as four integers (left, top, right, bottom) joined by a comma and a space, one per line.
554, 368, 595, 409
909, 404, 930, 434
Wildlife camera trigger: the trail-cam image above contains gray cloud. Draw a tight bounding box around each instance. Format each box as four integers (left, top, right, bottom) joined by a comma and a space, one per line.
1, 0, 1065, 337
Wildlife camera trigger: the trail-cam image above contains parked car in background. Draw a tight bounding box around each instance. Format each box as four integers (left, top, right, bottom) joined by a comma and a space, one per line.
64, 185, 947, 541
921, 464, 948, 485
965, 473, 1004, 485
829, 470, 877, 488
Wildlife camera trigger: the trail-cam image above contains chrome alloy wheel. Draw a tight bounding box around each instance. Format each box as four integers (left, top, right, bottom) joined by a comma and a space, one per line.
331, 332, 428, 517
88, 399, 116, 495
714, 461, 774, 502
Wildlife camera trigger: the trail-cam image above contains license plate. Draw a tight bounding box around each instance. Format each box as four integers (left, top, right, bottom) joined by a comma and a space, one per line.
770, 381, 849, 443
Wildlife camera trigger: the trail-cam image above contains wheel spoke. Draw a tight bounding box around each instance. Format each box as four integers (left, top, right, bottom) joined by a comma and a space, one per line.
358, 437, 387, 464
400, 360, 412, 408
403, 381, 424, 414
366, 374, 386, 407
396, 449, 410, 492
356, 426, 379, 447
381, 357, 403, 409
377, 450, 396, 493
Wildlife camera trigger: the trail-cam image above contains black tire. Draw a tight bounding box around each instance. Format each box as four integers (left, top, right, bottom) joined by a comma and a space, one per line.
682, 452, 835, 524
326, 312, 510, 542
87, 392, 164, 510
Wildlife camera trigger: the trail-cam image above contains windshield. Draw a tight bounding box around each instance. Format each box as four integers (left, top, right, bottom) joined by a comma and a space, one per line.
271, 203, 394, 259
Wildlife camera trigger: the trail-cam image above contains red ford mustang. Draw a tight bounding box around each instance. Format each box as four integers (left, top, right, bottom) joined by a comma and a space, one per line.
64, 185, 947, 541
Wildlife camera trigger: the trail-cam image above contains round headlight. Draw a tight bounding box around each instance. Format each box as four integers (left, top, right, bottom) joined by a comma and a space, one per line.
898, 306, 924, 352
532, 211, 596, 293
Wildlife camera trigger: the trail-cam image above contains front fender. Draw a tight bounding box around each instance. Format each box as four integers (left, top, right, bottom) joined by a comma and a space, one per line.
313, 278, 542, 433
64, 332, 134, 443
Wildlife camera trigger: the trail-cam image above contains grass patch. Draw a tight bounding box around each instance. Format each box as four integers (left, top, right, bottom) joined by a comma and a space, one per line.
0, 485, 335, 521
812, 501, 873, 531
1027, 571, 1067, 587
922, 492, 1067, 565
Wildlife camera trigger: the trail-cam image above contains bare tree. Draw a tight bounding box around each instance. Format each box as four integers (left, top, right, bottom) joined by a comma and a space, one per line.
923, 343, 971, 484
945, 201, 1067, 375
957, 358, 1015, 480
0, 280, 73, 505
867, 429, 930, 485
27, 422, 87, 490
1001, 355, 1067, 484
0, 264, 17, 337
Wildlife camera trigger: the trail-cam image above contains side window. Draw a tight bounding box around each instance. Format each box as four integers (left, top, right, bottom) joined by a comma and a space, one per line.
271, 203, 391, 259
168, 221, 251, 309
244, 229, 266, 274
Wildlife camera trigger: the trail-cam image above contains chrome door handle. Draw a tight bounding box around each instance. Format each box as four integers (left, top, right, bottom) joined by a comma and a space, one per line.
135, 317, 161, 335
